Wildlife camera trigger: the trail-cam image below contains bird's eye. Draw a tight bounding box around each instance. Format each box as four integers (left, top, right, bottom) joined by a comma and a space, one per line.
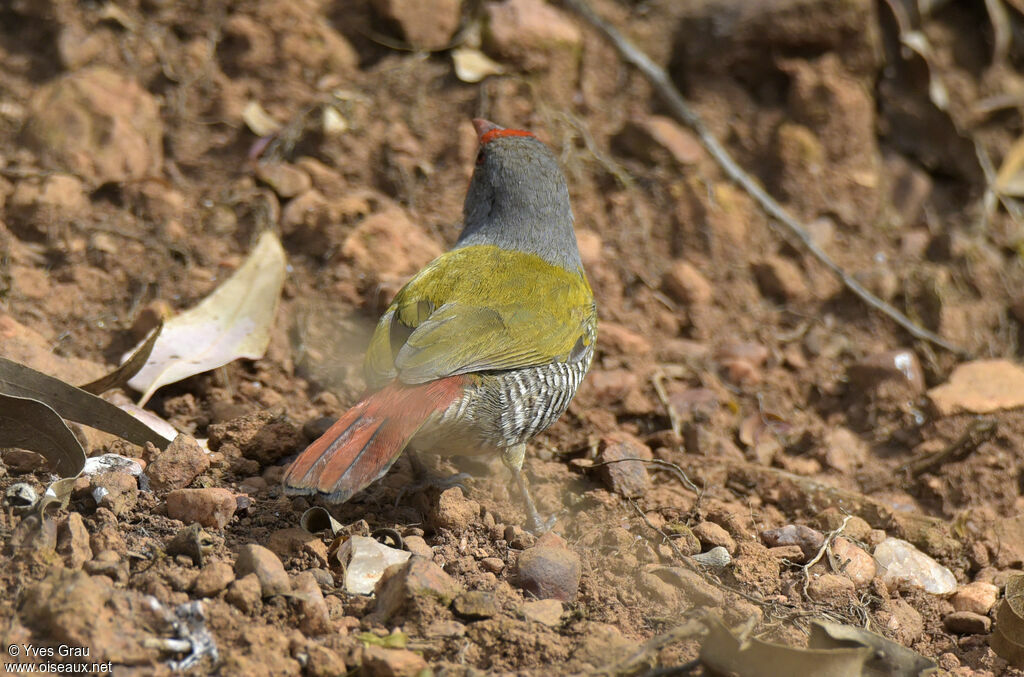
476, 150, 485, 165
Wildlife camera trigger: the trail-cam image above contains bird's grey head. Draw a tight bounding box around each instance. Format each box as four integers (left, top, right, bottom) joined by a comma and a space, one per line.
456, 119, 582, 272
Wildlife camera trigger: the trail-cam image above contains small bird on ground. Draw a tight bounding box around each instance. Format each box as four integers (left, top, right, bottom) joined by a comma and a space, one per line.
283, 119, 597, 531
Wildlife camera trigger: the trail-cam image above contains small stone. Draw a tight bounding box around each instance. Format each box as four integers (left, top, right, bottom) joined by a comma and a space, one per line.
166, 488, 237, 529
305, 644, 348, 677
453, 590, 499, 619
342, 207, 442, 279
485, 0, 581, 71
292, 570, 331, 636
692, 522, 736, 555
192, 561, 235, 598
928, 359, 1024, 415
361, 646, 429, 677
598, 322, 653, 356
92, 471, 138, 516
874, 537, 957, 594
504, 524, 535, 550
480, 557, 505, 574
146, 434, 210, 492
767, 545, 806, 560
225, 573, 262, 613
403, 535, 433, 559
650, 566, 725, 607
848, 349, 925, 395
517, 532, 581, 601
597, 432, 652, 498
691, 546, 732, 567
256, 162, 311, 198
820, 428, 868, 474
808, 573, 856, 601
267, 527, 329, 566
25, 67, 163, 185
7, 174, 89, 241
56, 512, 93, 569
832, 537, 876, 587
371, 0, 462, 50
522, 599, 563, 626
166, 523, 215, 566
751, 256, 809, 301
613, 116, 704, 167
761, 524, 825, 563
235, 544, 292, 597
943, 610, 991, 635
575, 229, 602, 267
882, 599, 924, 645
83, 549, 127, 584
371, 556, 462, 622
207, 410, 304, 465
951, 581, 999, 615
429, 487, 480, 531
662, 260, 713, 306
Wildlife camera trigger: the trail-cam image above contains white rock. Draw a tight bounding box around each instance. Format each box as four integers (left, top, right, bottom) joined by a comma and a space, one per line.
339, 535, 411, 595
874, 537, 956, 595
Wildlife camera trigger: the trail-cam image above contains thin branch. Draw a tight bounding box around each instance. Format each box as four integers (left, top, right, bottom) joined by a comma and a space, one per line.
562, 0, 970, 358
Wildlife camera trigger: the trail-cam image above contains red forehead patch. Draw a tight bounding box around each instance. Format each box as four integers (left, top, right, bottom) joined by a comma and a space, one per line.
479, 128, 536, 145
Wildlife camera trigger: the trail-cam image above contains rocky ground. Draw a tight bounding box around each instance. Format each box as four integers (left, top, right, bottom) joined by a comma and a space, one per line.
3, 0, 1024, 675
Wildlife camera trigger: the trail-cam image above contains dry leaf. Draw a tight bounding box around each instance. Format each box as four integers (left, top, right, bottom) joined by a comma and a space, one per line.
0, 356, 172, 449
79, 320, 163, 395
0, 394, 85, 478
699, 614, 871, 677
990, 573, 1024, 667
125, 230, 287, 405
994, 135, 1024, 198
809, 620, 937, 676
452, 47, 505, 83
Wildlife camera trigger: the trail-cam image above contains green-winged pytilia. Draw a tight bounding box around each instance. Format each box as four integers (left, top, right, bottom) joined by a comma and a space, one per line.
283, 119, 597, 531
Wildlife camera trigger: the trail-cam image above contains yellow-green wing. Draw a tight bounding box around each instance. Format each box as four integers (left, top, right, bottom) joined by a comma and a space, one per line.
363, 246, 594, 388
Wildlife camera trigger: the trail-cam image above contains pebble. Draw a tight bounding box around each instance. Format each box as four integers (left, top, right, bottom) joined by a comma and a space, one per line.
361, 646, 429, 677
598, 322, 653, 356
56, 512, 92, 569
453, 590, 499, 620
761, 524, 824, 563
192, 561, 235, 598
370, 0, 461, 50
847, 349, 925, 395
207, 410, 304, 465
371, 556, 462, 623
267, 527, 329, 566
928, 359, 1024, 415
146, 434, 210, 492
235, 544, 292, 597
166, 488, 237, 529
504, 525, 535, 550
292, 570, 331, 636
256, 162, 311, 199
808, 573, 856, 601
597, 432, 652, 498
83, 549, 127, 584
691, 546, 732, 567
943, 610, 991, 634
484, 0, 582, 70
692, 522, 736, 555
951, 581, 999, 615
341, 206, 442, 279
480, 557, 505, 574
91, 471, 138, 516
874, 537, 957, 594
614, 115, 704, 167
522, 599, 563, 626
516, 532, 582, 602
751, 256, 809, 301
662, 260, 713, 306
649, 566, 725, 607
225, 573, 262, 613
403, 535, 433, 559
832, 537, 876, 587
429, 487, 480, 531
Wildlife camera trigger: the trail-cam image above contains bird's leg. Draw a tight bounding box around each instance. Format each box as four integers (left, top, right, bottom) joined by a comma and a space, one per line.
394, 449, 472, 506
502, 443, 554, 534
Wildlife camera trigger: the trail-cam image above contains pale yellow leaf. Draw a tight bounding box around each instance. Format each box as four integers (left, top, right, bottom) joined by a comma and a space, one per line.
125, 231, 287, 405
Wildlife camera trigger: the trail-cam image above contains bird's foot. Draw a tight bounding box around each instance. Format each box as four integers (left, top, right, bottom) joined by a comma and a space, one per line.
525, 509, 557, 535
394, 471, 473, 506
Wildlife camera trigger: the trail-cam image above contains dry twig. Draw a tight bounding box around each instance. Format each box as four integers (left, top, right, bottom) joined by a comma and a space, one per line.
562, 0, 970, 358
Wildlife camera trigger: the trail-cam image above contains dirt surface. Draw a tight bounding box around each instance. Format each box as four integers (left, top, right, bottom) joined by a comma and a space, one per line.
3, 0, 1024, 675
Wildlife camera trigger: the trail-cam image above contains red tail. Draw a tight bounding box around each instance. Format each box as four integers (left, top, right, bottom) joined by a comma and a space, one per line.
283, 375, 467, 503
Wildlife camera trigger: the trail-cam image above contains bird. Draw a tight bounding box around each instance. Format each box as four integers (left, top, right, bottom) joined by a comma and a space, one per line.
283, 118, 597, 531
